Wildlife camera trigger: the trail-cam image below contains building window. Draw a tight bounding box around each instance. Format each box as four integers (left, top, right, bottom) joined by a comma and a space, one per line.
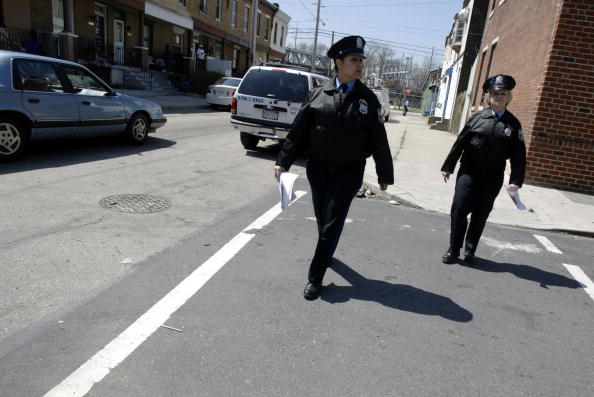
216, 0, 222, 21
264, 16, 270, 40
178, 0, 186, 6
243, 6, 250, 33
215, 39, 223, 59
491, 0, 497, 11
280, 26, 284, 47
200, 0, 208, 13
231, 0, 238, 28
273, 22, 278, 44
473, 50, 486, 105
143, 23, 153, 54
256, 11, 261, 37
52, 0, 65, 33
482, 43, 497, 103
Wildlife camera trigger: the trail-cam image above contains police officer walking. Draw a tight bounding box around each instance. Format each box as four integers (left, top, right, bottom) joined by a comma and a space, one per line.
275, 36, 394, 300
441, 74, 526, 264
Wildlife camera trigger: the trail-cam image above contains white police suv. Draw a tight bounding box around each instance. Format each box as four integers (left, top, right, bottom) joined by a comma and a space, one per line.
230, 65, 329, 149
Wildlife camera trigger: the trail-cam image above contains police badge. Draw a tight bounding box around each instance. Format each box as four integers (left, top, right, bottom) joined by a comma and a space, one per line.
504, 127, 512, 137
358, 99, 368, 114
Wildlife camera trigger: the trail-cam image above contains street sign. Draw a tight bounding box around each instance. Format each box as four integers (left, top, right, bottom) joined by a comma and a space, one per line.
403, 87, 412, 95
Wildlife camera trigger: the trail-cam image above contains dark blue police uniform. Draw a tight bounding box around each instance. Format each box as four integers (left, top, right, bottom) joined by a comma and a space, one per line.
276, 36, 394, 300
441, 74, 526, 264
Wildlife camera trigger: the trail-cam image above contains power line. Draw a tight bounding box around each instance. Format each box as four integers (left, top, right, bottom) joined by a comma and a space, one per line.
321, 1, 460, 7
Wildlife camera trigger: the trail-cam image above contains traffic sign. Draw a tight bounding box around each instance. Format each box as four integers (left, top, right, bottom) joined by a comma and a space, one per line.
403, 87, 412, 95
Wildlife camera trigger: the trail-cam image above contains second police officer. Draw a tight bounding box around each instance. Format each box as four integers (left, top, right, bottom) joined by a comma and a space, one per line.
440, 74, 526, 264
275, 36, 394, 301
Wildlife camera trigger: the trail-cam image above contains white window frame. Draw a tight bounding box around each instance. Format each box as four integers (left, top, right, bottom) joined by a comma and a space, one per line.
280, 25, 284, 47
264, 16, 270, 41
200, 0, 208, 13
231, 0, 238, 28
256, 11, 261, 38
243, 5, 250, 33
52, 0, 65, 33
215, 0, 222, 21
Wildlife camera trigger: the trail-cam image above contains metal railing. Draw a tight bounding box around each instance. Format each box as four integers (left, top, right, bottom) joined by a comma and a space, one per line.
0, 26, 63, 58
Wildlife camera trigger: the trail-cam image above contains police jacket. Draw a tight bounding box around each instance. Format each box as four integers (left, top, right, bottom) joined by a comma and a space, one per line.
276, 78, 394, 185
441, 109, 526, 187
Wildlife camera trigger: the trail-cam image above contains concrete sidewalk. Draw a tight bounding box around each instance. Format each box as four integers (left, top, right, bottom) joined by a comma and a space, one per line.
364, 111, 594, 236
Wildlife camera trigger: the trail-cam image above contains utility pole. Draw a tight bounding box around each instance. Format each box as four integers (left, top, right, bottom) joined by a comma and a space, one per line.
311, 0, 322, 70
250, 0, 259, 66
327, 30, 334, 75
294, 25, 298, 48
428, 46, 434, 73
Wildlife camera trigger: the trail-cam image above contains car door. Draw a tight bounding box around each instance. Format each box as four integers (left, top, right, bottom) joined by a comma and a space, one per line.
59, 64, 126, 135
15, 59, 80, 140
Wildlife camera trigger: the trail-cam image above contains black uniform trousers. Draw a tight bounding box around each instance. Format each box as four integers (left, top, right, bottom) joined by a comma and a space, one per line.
306, 157, 365, 284
450, 169, 504, 254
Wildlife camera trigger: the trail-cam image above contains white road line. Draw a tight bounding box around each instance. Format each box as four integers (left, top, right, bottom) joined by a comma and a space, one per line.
563, 264, 594, 302
44, 191, 307, 397
533, 234, 563, 254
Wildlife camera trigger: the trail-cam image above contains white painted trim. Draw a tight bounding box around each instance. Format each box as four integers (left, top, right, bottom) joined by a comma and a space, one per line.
145, 2, 192, 30
491, 36, 499, 45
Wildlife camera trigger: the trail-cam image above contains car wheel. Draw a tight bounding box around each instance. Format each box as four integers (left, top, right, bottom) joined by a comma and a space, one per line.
125, 113, 149, 145
385, 114, 390, 122
0, 117, 28, 163
240, 132, 259, 149
209, 104, 218, 110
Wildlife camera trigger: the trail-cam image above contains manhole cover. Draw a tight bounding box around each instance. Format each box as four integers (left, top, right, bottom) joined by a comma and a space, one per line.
99, 194, 171, 214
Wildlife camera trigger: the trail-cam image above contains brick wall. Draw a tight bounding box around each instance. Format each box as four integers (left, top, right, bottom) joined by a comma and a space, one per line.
527, 0, 594, 192
469, 0, 593, 193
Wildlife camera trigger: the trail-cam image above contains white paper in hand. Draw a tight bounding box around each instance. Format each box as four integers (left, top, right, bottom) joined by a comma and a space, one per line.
505, 185, 527, 210
279, 172, 299, 211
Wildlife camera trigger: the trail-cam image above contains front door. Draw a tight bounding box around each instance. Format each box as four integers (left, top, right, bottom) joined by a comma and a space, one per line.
15, 59, 79, 139
114, 19, 125, 64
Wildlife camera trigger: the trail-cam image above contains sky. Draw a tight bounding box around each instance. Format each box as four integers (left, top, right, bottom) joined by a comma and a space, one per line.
275, 0, 465, 68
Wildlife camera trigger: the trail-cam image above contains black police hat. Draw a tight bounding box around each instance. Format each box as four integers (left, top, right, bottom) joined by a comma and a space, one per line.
327, 35, 366, 59
482, 74, 516, 92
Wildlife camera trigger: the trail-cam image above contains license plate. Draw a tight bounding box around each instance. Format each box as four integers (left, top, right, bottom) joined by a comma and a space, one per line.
262, 109, 279, 120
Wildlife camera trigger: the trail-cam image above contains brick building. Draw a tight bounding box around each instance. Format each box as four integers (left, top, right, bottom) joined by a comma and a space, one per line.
1, 0, 290, 79
468, 0, 594, 193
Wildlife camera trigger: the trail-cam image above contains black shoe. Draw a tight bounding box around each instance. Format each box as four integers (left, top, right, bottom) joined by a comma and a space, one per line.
303, 282, 322, 300
464, 251, 475, 263
442, 247, 460, 264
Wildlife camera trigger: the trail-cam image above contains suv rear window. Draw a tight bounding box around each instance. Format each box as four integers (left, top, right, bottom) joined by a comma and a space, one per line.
238, 69, 308, 102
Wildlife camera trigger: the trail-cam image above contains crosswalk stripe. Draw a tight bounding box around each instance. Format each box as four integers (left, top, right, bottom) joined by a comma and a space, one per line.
533, 234, 563, 254
563, 264, 594, 303
44, 191, 307, 397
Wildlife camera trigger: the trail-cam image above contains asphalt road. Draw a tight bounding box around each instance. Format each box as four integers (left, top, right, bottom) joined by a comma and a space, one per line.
1, 111, 592, 396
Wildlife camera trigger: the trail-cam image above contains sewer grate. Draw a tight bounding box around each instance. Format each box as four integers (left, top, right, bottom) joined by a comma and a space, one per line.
99, 194, 171, 214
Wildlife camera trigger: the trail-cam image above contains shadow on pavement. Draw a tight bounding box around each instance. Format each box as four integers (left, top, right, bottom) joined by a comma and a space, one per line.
244, 144, 308, 168
322, 259, 473, 322
0, 136, 176, 175
460, 258, 582, 289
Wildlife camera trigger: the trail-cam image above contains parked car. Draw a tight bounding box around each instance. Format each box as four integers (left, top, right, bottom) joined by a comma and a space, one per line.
0, 50, 167, 162
206, 77, 242, 108
230, 65, 329, 149
372, 86, 391, 122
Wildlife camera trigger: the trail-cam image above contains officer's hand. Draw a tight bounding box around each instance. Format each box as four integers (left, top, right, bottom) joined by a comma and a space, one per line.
379, 183, 389, 191
441, 171, 451, 182
508, 184, 519, 192
274, 165, 285, 181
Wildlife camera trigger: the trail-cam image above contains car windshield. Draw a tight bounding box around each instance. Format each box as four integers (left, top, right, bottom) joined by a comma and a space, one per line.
238, 70, 309, 102
215, 78, 241, 87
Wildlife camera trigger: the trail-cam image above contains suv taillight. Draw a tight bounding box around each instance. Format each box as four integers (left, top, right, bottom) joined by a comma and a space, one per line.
231, 97, 237, 114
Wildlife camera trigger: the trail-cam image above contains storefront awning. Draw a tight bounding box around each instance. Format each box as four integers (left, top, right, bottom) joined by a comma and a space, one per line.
145, 3, 192, 30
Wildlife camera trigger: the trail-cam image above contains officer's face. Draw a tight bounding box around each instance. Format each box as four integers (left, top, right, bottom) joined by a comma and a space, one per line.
489, 89, 509, 111
336, 55, 364, 82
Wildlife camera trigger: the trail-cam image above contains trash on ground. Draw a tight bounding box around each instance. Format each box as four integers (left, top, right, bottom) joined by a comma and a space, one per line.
161, 324, 184, 332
